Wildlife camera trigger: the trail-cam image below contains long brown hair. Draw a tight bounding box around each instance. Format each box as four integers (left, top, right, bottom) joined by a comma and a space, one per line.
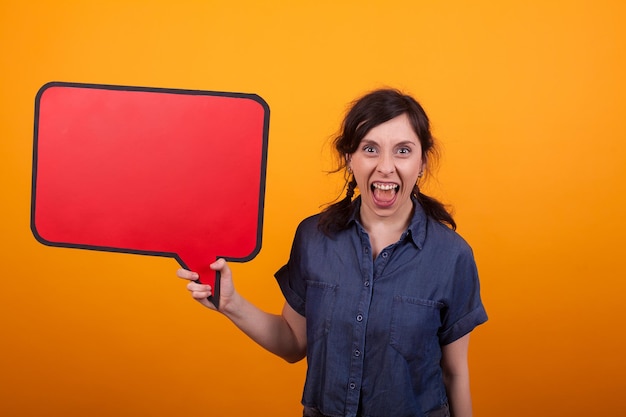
318, 88, 456, 235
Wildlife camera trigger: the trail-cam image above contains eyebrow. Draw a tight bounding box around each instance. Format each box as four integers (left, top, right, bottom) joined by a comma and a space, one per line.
394, 140, 418, 147
360, 139, 418, 146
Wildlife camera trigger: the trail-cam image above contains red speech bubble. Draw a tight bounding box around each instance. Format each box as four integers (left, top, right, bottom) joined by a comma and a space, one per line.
31, 82, 269, 308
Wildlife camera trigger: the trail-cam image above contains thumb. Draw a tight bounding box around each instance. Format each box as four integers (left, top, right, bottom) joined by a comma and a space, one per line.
210, 258, 231, 278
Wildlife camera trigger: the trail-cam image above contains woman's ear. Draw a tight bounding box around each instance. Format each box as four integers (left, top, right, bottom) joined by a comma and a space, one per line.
345, 154, 353, 174
418, 159, 427, 179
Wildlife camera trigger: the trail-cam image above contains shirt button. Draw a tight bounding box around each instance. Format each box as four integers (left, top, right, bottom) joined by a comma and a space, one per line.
349, 383, 356, 390
354, 349, 361, 357
381, 251, 388, 258
364, 281, 370, 287
356, 314, 363, 322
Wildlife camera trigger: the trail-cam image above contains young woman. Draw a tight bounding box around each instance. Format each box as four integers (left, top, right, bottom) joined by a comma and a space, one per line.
177, 89, 487, 417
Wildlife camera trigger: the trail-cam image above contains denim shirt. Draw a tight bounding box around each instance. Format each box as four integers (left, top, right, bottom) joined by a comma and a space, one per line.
275, 197, 488, 417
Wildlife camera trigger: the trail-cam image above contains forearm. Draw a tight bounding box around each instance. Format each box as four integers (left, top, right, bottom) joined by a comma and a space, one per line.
178, 261, 306, 363
441, 334, 473, 417
443, 372, 472, 417
221, 293, 306, 363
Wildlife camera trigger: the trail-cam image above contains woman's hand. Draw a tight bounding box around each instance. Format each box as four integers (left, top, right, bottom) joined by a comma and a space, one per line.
176, 258, 236, 312
176, 259, 306, 362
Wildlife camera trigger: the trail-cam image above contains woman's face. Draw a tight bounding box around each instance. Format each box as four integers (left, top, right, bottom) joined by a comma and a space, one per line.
348, 113, 424, 226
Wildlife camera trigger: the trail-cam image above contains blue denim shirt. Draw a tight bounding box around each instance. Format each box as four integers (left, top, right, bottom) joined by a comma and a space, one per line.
275, 197, 487, 417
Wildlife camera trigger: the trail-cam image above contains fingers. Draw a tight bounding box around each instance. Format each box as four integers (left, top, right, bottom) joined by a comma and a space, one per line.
210, 258, 228, 272
176, 260, 230, 311
186, 281, 212, 299
188, 284, 217, 311
210, 258, 232, 281
176, 268, 199, 281
177, 269, 211, 297
176, 267, 212, 304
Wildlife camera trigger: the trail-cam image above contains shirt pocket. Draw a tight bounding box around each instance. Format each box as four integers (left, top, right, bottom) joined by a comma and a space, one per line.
305, 280, 338, 342
389, 295, 444, 362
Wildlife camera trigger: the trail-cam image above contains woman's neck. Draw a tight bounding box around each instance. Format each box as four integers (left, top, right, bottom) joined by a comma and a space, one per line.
359, 204, 413, 259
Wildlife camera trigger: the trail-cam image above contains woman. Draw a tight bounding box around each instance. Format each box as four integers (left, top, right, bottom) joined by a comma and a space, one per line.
178, 89, 487, 417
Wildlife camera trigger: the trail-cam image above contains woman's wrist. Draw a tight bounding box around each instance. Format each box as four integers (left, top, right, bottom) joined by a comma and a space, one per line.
219, 291, 246, 320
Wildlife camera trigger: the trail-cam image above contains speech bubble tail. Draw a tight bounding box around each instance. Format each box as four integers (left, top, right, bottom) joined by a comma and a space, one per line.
175, 248, 220, 310
207, 269, 221, 310
185, 257, 221, 310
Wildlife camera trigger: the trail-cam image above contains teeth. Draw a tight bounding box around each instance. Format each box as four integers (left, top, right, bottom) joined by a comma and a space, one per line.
372, 183, 398, 191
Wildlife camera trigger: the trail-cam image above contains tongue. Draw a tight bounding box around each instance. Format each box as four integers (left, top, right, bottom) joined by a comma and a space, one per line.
373, 187, 396, 203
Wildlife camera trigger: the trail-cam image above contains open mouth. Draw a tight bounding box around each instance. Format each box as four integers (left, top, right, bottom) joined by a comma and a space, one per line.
371, 182, 399, 205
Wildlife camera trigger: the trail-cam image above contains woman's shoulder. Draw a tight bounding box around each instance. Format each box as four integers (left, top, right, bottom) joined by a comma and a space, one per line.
425, 217, 474, 255
294, 212, 351, 244
292, 213, 325, 240
296, 213, 322, 230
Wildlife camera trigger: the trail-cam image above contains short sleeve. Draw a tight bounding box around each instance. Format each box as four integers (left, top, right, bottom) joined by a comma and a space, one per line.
438, 246, 488, 345
274, 222, 309, 316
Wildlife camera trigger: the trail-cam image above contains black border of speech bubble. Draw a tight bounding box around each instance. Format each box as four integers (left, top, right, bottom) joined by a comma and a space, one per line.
31, 81, 270, 309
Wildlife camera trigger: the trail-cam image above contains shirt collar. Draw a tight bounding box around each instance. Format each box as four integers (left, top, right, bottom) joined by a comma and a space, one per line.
348, 195, 428, 249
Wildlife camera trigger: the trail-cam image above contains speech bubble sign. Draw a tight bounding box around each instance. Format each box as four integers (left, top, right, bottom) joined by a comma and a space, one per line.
31, 82, 269, 308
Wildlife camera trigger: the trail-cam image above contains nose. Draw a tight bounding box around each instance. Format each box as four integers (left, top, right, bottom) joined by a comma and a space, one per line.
376, 152, 395, 174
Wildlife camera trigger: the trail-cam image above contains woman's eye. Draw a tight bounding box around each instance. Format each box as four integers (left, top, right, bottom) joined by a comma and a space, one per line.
397, 147, 411, 154
363, 145, 376, 153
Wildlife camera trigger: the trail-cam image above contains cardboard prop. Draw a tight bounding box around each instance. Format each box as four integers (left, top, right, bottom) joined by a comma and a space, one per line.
31, 82, 270, 308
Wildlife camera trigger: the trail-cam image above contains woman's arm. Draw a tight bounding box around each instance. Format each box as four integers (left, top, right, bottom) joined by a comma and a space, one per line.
177, 258, 307, 363
441, 333, 473, 417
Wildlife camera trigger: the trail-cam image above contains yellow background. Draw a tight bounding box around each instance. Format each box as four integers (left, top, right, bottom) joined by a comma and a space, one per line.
2, 1, 625, 416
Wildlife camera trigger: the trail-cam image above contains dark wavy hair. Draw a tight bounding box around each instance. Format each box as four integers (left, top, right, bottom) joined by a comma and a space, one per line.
318, 88, 456, 235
